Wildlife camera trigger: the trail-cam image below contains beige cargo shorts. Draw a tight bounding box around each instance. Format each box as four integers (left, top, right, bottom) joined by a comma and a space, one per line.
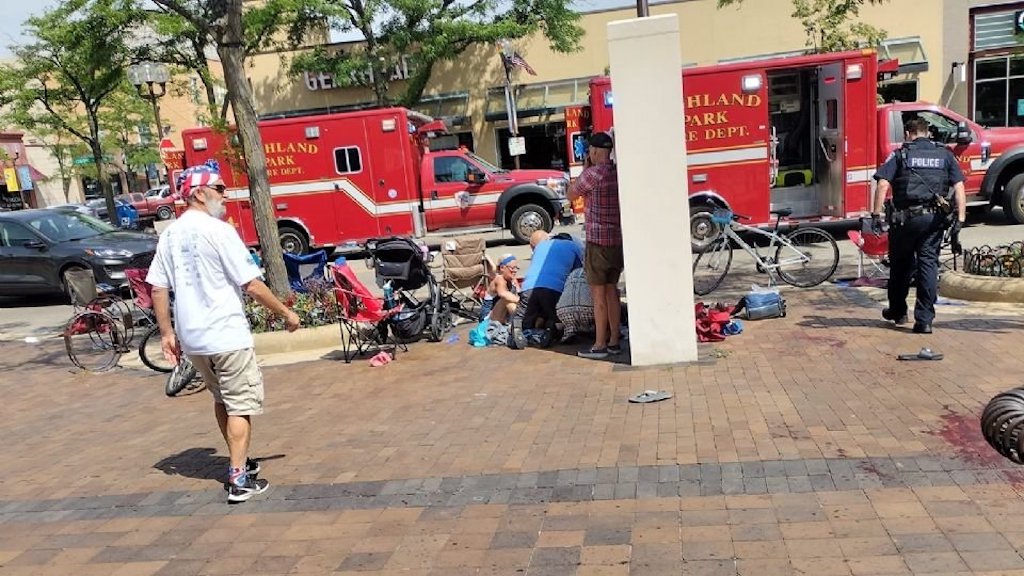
189, 348, 264, 416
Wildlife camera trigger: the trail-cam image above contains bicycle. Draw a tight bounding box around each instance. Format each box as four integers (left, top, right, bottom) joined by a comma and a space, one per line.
692, 207, 840, 296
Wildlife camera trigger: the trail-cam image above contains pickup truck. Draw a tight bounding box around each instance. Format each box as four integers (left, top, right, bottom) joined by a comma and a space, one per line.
878, 103, 1024, 222
118, 189, 176, 221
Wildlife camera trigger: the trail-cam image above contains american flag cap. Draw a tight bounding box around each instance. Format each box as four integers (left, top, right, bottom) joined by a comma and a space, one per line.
175, 161, 224, 201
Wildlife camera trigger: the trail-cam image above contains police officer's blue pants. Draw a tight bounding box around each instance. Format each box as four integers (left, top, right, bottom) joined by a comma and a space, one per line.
887, 212, 945, 325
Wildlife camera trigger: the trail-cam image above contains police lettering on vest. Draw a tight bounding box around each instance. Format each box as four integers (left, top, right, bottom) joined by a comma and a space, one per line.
892, 141, 949, 208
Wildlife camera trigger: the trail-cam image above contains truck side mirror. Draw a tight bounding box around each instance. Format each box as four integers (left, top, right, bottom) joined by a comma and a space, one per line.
956, 121, 973, 145
467, 170, 487, 185
23, 239, 47, 251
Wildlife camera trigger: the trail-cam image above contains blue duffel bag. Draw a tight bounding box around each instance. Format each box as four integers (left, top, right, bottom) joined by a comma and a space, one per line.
737, 288, 786, 320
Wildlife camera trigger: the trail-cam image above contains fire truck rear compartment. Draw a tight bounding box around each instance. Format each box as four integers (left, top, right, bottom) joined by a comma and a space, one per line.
768, 68, 826, 219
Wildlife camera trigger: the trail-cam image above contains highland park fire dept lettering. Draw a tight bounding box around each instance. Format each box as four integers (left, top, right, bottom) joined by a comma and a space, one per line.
264, 141, 319, 177
684, 92, 762, 142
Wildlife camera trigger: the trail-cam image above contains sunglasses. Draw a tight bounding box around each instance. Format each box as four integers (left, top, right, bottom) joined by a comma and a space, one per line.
206, 184, 226, 194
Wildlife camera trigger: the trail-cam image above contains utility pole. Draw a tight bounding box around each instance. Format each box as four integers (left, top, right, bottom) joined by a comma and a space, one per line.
500, 40, 522, 170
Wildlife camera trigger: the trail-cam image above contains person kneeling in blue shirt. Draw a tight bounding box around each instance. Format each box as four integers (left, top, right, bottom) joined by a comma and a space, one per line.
511, 231, 584, 348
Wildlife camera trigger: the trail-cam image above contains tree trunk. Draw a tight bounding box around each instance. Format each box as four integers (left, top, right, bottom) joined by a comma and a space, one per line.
217, 28, 290, 297
89, 117, 117, 226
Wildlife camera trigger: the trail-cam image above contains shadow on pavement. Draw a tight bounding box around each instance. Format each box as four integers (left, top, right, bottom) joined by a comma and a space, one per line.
797, 314, 1024, 334
154, 447, 286, 483
0, 294, 69, 309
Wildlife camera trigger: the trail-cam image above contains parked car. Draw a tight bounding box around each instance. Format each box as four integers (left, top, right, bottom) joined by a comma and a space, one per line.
85, 197, 141, 229
0, 209, 157, 297
145, 184, 170, 199
47, 203, 99, 218
118, 190, 176, 221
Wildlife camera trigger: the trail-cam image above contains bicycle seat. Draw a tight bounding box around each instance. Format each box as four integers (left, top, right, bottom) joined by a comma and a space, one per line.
770, 208, 794, 218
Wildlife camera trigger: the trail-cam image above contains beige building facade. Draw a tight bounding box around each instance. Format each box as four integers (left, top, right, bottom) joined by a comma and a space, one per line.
240, 0, 1010, 169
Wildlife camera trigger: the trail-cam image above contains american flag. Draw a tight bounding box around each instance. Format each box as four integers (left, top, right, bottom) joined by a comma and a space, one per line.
504, 51, 537, 76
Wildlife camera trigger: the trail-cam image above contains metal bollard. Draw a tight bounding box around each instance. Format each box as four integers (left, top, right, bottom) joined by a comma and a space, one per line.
981, 387, 1024, 465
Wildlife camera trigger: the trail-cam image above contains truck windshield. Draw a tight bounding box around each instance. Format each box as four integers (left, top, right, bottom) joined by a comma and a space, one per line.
467, 152, 507, 173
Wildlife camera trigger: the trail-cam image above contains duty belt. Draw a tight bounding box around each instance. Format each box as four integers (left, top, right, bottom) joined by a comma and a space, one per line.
898, 205, 937, 215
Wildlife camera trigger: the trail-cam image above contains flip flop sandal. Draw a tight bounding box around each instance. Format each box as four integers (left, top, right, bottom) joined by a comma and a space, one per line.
897, 347, 943, 361
629, 390, 673, 403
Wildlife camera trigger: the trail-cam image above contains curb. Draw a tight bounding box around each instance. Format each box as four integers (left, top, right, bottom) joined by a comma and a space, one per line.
939, 270, 1024, 303
252, 324, 342, 356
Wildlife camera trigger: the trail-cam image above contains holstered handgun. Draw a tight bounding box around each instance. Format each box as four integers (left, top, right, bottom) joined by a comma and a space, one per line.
883, 199, 895, 226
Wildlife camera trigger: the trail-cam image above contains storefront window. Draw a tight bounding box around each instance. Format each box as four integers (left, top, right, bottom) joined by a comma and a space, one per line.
970, 55, 1024, 127
975, 78, 1007, 127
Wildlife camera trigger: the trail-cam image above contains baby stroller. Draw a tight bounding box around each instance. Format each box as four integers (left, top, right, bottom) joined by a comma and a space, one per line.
366, 236, 453, 343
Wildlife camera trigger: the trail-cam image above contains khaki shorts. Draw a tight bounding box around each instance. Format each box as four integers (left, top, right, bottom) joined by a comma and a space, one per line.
189, 348, 264, 416
584, 242, 624, 285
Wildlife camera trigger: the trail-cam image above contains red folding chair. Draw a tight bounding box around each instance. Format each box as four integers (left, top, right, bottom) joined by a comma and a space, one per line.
847, 219, 890, 279
330, 262, 405, 363
125, 268, 156, 326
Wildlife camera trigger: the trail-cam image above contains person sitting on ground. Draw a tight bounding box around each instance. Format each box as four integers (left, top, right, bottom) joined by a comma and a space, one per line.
511, 231, 584, 348
478, 254, 520, 324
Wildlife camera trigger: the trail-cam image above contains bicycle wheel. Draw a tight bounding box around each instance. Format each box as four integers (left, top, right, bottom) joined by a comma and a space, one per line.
139, 325, 174, 373
166, 357, 199, 397
63, 310, 124, 372
776, 227, 839, 287
692, 238, 733, 296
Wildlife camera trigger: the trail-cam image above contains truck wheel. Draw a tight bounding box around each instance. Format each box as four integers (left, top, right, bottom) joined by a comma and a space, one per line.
156, 206, 173, 220
509, 204, 553, 244
1004, 174, 1024, 224
278, 225, 309, 255
690, 208, 722, 253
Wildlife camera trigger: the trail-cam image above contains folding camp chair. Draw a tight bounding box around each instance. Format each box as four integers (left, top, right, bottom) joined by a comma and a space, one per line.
847, 218, 890, 280
439, 236, 492, 319
124, 268, 156, 327
330, 262, 406, 363
284, 249, 329, 293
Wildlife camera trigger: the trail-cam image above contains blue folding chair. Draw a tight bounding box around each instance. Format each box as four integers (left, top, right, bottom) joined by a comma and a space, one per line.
283, 250, 328, 293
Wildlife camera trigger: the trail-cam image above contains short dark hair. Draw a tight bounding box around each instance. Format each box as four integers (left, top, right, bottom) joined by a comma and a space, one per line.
905, 117, 930, 136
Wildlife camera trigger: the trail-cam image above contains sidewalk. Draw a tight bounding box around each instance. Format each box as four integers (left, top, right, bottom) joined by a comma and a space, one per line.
2, 284, 1024, 575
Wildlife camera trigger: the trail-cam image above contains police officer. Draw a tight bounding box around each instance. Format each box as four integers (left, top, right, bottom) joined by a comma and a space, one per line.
872, 117, 966, 334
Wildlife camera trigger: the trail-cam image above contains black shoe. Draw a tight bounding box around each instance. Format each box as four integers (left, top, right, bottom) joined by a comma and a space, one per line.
912, 323, 932, 334
223, 459, 262, 491
228, 477, 270, 503
882, 308, 908, 325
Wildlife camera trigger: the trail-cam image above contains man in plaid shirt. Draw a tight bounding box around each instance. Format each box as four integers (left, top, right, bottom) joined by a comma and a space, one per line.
568, 131, 622, 359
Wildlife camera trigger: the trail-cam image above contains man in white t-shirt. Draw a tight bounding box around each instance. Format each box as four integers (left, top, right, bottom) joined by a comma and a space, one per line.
147, 164, 300, 503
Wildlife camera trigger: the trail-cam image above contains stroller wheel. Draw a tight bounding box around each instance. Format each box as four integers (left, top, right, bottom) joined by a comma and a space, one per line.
428, 296, 451, 342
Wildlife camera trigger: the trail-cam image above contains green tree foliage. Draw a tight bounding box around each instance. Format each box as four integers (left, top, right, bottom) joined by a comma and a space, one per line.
0, 0, 145, 223
718, 0, 889, 53
288, 0, 585, 107
149, 0, 301, 296
99, 83, 161, 193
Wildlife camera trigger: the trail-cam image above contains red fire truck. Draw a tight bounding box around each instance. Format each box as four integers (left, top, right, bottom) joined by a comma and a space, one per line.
583, 49, 1024, 249
177, 108, 573, 253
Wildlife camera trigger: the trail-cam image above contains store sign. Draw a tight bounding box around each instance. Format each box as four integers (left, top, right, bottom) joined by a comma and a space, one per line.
304, 55, 415, 91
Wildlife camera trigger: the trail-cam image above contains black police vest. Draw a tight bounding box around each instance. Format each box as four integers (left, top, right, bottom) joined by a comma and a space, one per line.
892, 141, 949, 209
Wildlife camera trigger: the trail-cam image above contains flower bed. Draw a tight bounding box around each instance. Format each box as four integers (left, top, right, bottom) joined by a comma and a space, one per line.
245, 278, 338, 334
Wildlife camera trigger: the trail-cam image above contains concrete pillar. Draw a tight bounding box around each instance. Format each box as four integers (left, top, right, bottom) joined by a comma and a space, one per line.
607, 14, 697, 366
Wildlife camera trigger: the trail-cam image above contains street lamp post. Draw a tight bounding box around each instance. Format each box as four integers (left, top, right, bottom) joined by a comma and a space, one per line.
127, 62, 170, 184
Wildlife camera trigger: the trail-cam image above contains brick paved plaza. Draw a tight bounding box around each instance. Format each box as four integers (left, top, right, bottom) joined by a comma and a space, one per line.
3, 286, 1024, 575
